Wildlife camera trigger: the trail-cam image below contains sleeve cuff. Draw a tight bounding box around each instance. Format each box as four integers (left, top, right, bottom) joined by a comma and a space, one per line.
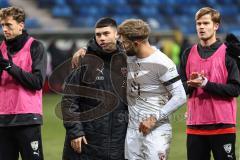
156, 109, 168, 121
7, 63, 18, 73
69, 131, 85, 140
201, 77, 208, 87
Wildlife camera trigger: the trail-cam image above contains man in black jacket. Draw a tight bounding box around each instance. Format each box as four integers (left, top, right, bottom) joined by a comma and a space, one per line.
0, 7, 46, 160
62, 18, 128, 160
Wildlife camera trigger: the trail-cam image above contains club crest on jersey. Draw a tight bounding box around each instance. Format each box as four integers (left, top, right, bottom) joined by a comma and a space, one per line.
223, 143, 232, 154
121, 67, 128, 77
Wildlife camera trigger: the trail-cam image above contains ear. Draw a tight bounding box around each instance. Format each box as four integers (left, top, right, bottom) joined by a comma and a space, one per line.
19, 22, 24, 31
214, 23, 219, 31
133, 41, 140, 47
115, 33, 119, 40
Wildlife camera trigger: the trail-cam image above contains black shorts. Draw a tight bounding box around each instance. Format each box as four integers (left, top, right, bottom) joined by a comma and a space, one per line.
0, 124, 44, 160
187, 133, 236, 160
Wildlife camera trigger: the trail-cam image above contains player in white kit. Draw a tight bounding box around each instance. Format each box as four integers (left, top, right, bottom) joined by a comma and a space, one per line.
118, 19, 187, 160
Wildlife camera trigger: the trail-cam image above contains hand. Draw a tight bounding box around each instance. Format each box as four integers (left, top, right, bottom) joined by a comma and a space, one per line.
189, 72, 199, 80
139, 116, 157, 136
187, 71, 205, 88
0, 58, 12, 70
71, 48, 87, 68
71, 136, 88, 153
187, 77, 203, 87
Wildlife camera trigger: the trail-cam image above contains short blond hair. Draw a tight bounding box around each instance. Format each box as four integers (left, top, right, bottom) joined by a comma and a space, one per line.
0, 6, 25, 23
118, 19, 150, 41
195, 7, 220, 24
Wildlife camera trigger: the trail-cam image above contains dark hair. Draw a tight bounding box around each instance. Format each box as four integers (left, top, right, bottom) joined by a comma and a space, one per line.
0, 6, 25, 23
95, 17, 117, 28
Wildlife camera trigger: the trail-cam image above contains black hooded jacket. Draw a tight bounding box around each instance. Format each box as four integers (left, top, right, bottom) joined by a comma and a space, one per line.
62, 38, 128, 160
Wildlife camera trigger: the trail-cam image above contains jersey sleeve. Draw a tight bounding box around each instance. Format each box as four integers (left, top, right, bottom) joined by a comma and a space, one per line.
159, 62, 182, 91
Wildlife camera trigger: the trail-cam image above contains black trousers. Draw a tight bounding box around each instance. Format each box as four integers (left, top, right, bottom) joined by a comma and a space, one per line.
187, 133, 236, 160
0, 125, 44, 160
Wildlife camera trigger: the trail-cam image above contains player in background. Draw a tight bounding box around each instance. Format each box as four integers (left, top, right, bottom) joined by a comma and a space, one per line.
0, 7, 46, 160
178, 7, 240, 160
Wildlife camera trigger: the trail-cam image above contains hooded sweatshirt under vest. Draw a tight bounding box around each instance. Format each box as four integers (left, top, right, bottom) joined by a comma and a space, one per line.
0, 31, 47, 126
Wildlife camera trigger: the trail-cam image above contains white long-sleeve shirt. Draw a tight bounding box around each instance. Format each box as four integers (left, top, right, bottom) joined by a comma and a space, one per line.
127, 48, 186, 128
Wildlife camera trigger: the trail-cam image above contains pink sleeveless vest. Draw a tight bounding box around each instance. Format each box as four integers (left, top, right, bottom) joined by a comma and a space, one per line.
186, 44, 236, 125
0, 37, 42, 115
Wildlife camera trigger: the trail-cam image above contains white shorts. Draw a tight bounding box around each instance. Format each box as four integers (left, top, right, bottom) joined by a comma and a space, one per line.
125, 123, 172, 160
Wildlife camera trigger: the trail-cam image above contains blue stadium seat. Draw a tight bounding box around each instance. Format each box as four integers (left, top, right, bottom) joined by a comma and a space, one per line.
222, 15, 237, 26
206, 0, 216, 5
171, 15, 195, 34
65, 0, 75, 6
70, 0, 99, 6
128, 0, 139, 4
25, 18, 41, 29
182, 27, 196, 34
222, 24, 240, 35
85, 17, 98, 27
237, 15, 240, 24
139, 6, 159, 18
159, 23, 171, 31
94, 0, 109, 5
155, 15, 168, 28
38, 0, 55, 8
162, 6, 175, 15
187, 0, 200, 4
78, 7, 98, 16
113, 6, 133, 16
113, 16, 134, 25
218, 0, 235, 5
70, 17, 85, 27
70, 16, 98, 27
52, 5, 72, 18
54, 0, 66, 6
172, 16, 190, 25
0, 0, 10, 7
70, 0, 85, 6
108, 0, 127, 5
173, 0, 200, 5
141, 0, 161, 5
180, 5, 199, 15
217, 6, 239, 16
142, 0, 182, 5
77, 6, 106, 17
